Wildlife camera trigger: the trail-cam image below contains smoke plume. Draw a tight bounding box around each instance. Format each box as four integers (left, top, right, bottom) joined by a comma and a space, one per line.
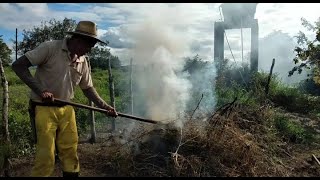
128, 18, 192, 127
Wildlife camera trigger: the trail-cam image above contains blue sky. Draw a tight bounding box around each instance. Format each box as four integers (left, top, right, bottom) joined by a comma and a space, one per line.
1, 3, 320, 66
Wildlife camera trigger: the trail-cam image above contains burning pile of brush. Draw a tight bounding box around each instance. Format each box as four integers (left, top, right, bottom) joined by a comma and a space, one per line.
102, 104, 289, 177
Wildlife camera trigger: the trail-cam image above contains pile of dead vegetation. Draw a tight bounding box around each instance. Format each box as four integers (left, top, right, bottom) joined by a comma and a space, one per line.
90, 99, 320, 177
9, 98, 320, 177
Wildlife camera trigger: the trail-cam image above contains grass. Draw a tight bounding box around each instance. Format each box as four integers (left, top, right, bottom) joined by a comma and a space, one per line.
274, 115, 315, 144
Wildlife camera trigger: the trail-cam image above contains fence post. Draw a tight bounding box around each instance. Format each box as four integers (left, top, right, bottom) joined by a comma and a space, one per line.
108, 57, 115, 131
130, 58, 133, 115
0, 58, 11, 176
16, 28, 18, 61
89, 100, 96, 143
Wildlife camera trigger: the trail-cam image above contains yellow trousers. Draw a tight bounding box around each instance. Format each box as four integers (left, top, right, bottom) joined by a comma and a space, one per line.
31, 105, 80, 177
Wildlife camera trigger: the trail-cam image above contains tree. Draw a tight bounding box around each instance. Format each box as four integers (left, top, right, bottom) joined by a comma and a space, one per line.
88, 47, 121, 70
0, 36, 12, 66
289, 17, 320, 85
14, 18, 77, 56
183, 54, 208, 74
13, 18, 121, 70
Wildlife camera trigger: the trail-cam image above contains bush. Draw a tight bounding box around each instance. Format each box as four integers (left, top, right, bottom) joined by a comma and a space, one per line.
8, 111, 34, 157
274, 115, 315, 144
270, 85, 319, 114
297, 79, 320, 96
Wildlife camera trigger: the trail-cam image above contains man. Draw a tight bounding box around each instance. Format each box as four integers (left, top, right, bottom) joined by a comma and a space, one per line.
12, 21, 118, 177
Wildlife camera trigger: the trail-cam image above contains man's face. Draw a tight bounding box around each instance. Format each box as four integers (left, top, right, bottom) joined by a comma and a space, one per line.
75, 36, 97, 56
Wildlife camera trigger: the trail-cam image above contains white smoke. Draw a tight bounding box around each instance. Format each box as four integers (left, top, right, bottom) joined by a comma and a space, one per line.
188, 62, 217, 119
128, 18, 192, 127
258, 30, 308, 85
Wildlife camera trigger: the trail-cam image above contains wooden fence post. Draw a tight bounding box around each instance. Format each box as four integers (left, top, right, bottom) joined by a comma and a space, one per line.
16, 28, 18, 61
108, 57, 115, 131
89, 100, 96, 143
0, 58, 11, 177
130, 58, 133, 115
87, 56, 96, 143
265, 58, 275, 96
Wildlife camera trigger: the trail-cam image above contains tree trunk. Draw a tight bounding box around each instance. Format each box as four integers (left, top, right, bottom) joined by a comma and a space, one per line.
108, 57, 115, 131
0, 58, 11, 177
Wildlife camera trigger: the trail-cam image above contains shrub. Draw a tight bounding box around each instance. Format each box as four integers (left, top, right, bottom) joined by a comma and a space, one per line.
274, 115, 315, 144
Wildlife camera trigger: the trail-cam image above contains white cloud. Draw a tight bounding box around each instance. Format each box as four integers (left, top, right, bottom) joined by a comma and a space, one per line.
256, 3, 320, 38
0, 3, 51, 30
100, 26, 134, 49
1, 3, 320, 66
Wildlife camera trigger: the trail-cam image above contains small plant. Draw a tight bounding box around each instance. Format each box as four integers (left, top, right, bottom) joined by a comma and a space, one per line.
271, 84, 318, 114
274, 115, 314, 144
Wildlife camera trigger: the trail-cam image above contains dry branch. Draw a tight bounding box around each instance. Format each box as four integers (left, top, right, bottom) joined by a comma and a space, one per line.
312, 154, 320, 167
189, 94, 204, 121
209, 97, 238, 127
265, 58, 275, 95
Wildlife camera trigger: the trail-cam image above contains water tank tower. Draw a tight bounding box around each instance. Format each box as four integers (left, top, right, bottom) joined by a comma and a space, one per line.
214, 3, 259, 72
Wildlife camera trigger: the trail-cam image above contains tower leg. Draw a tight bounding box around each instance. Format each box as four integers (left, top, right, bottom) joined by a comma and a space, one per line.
214, 21, 225, 73
250, 19, 259, 73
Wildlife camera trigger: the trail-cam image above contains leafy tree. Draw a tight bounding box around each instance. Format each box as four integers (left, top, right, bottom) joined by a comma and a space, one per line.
183, 54, 208, 74
0, 36, 13, 66
289, 17, 320, 84
14, 18, 77, 56
88, 47, 121, 70
13, 17, 121, 70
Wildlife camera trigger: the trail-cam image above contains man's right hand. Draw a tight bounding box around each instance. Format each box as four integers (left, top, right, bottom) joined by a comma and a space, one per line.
41, 91, 54, 103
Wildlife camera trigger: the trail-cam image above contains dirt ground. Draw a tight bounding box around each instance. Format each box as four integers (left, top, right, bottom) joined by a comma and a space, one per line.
9, 135, 120, 177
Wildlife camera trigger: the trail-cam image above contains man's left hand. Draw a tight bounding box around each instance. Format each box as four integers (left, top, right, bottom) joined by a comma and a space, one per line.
105, 106, 118, 117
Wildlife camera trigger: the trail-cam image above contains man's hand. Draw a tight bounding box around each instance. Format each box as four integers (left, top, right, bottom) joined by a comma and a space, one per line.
41, 90, 54, 103
105, 105, 118, 117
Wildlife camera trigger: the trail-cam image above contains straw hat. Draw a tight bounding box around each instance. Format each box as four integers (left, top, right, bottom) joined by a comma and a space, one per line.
66, 21, 108, 45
